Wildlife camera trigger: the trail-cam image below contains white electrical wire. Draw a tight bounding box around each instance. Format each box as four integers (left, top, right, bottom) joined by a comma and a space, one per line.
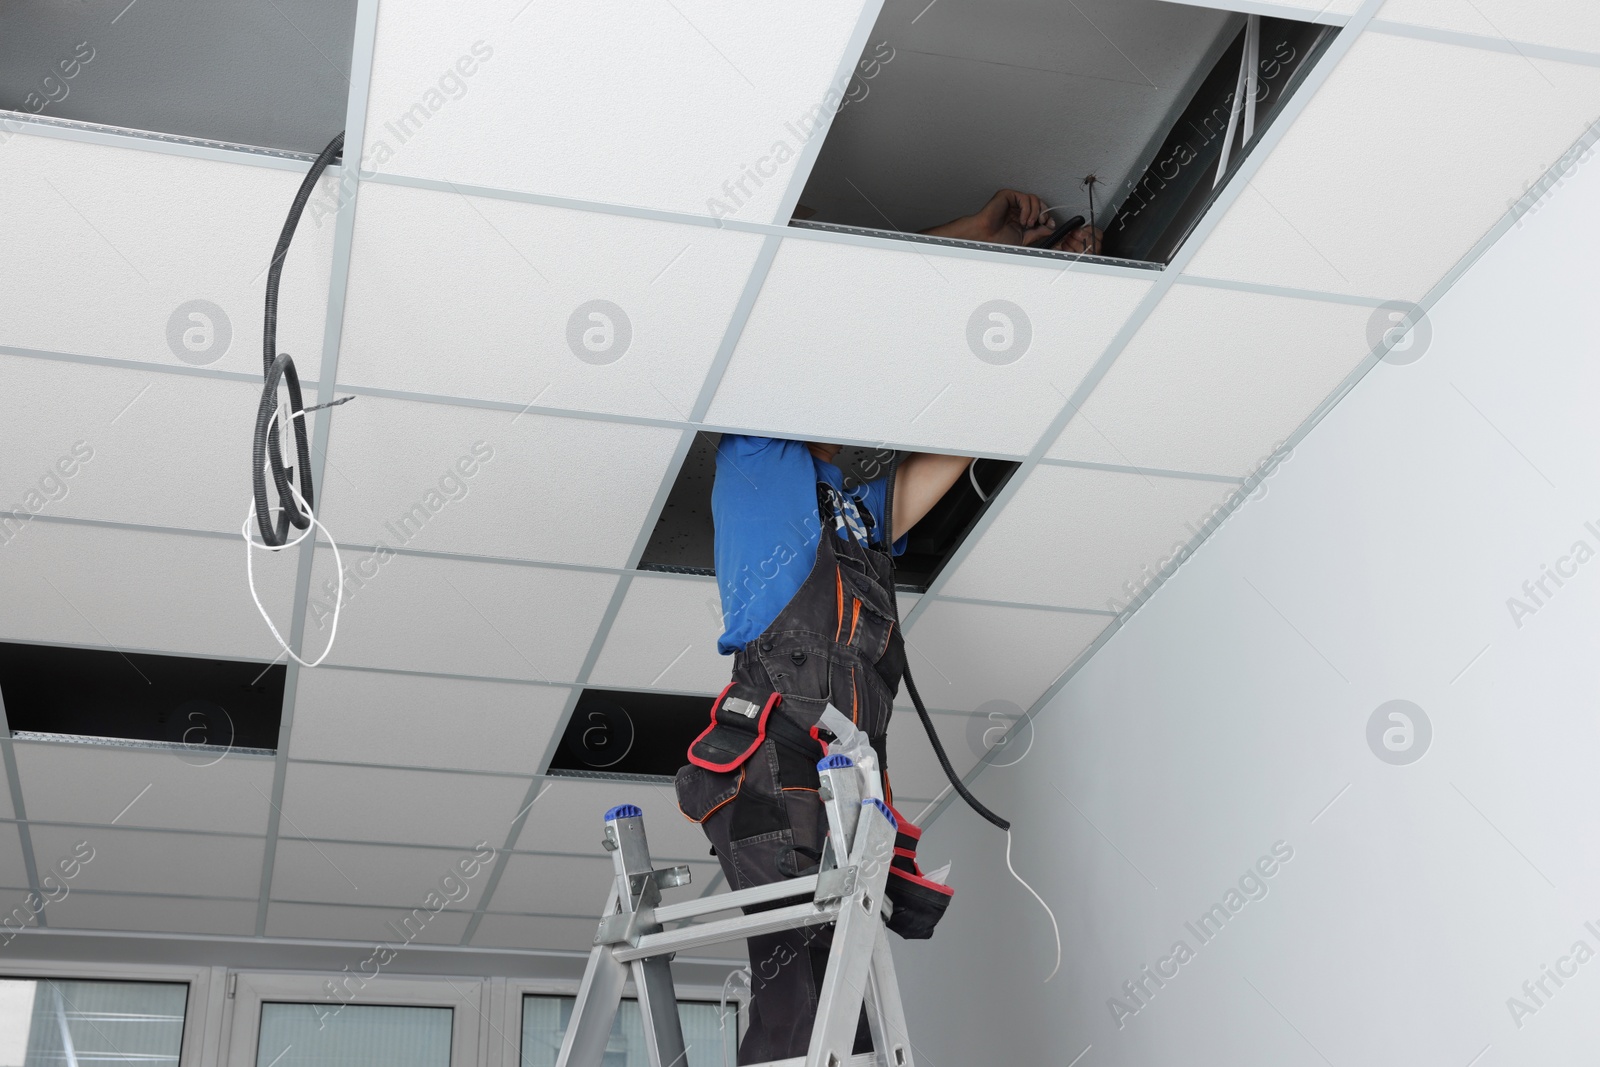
1005, 828, 1062, 983
911, 787, 1063, 984
243, 474, 343, 668
967, 459, 988, 502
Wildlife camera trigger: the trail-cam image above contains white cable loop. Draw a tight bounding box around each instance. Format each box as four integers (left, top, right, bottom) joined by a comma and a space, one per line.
242, 476, 343, 668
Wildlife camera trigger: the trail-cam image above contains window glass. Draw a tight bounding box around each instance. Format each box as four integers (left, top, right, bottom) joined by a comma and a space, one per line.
0, 978, 187, 1067
521, 995, 730, 1067
257, 1003, 453, 1067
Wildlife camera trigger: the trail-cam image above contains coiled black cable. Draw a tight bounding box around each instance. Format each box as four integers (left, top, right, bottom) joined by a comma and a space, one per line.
252, 131, 345, 547
881, 454, 1011, 831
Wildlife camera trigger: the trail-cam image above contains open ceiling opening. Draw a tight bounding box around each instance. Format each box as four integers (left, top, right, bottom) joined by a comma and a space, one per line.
0, 0, 357, 155
639, 433, 1017, 593
546, 688, 712, 782
793, 0, 1335, 266
0, 642, 283, 754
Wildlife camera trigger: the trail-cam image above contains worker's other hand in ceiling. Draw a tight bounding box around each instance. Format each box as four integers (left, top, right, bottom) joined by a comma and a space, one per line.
921, 188, 1103, 254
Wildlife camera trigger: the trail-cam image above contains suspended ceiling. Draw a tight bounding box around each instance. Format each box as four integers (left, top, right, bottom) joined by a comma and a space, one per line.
1, 0, 1599, 965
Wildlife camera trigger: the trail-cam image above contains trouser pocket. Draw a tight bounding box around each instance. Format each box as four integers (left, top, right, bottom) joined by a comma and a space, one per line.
682, 739, 826, 889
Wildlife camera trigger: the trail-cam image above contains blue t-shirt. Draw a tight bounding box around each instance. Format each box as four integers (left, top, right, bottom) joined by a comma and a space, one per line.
712, 436, 905, 655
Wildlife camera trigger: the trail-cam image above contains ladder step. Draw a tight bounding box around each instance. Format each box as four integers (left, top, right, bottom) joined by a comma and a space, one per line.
754, 1054, 884, 1067
612, 899, 841, 962
653, 873, 819, 924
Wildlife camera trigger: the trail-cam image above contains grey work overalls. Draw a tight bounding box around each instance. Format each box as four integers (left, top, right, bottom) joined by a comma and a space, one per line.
675, 481, 907, 1063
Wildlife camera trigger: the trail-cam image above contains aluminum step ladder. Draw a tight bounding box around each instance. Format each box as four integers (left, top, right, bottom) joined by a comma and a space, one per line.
554, 753, 914, 1067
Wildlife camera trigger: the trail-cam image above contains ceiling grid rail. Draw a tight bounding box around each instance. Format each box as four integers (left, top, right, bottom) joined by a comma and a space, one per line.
252, 0, 383, 938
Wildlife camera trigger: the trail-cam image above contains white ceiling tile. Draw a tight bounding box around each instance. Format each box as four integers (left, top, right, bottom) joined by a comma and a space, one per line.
898, 600, 1109, 712
470, 913, 600, 952
879, 0, 1235, 87
943, 465, 1241, 610
516, 779, 709, 863
1376, 0, 1600, 53
301, 551, 616, 681
289, 669, 566, 774
705, 238, 1152, 455
1047, 286, 1375, 475
588, 576, 729, 694
0, 132, 332, 375
338, 182, 764, 418
0, 357, 267, 534
1184, 33, 1600, 299
46, 893, 256, 936
13, 744, 274, 834
0, 524, 298, 662
361, 0, 870, 220
316, 396, 679, 568
278, 763, 531, 848
269, 840, 494, 909
486, 852, 614, 916
28, 825, 263, 897
265, 901, 471, 945
882, 710, 983, 807
0, 824, 26, 880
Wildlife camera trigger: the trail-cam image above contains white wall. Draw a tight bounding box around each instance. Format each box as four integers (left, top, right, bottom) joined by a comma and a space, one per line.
896, 141, 1600, 1065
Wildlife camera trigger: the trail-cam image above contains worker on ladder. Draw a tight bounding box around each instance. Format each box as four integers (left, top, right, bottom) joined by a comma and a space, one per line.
674, 436, 973, 1063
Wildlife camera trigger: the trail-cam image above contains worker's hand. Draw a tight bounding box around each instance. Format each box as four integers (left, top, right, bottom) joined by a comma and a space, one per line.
970, 189, 1049, 244
1052, 224, 1104, 255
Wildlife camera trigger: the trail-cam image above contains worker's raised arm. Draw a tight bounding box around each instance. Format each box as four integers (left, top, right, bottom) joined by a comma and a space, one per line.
891, 451, 975, 542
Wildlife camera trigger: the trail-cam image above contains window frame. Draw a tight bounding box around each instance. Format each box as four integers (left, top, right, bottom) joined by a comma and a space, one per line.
0, 959, 212, 1067
221, 971, 484, 1067
498, 976, 746, 1067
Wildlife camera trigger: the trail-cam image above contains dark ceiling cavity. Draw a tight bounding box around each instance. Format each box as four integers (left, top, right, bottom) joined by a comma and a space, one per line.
638, 433, 1017, 593
794, 0, 1334, 266
547, 688, 718, 782
0, 642, 284, 753
0, 0, 357, 155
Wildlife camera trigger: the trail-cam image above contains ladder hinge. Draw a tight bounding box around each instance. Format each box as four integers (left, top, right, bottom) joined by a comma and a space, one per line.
226, 973, 237, 999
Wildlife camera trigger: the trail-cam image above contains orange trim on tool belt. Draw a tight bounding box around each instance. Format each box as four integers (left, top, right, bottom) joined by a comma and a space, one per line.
848, 599, 861, 643
780, 786, 819, 793
850, 667, 859, 723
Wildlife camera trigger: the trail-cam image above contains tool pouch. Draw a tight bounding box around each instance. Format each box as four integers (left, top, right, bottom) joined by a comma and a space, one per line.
883, 804, 953, 939
685, 681, 783, 772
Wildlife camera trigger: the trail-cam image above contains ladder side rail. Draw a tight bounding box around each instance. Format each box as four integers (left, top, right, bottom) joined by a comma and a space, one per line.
632, 955, 689, 1067
862, 926, 913, 1067
805, 803, 899, 1067
553, 944, 631, 1067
